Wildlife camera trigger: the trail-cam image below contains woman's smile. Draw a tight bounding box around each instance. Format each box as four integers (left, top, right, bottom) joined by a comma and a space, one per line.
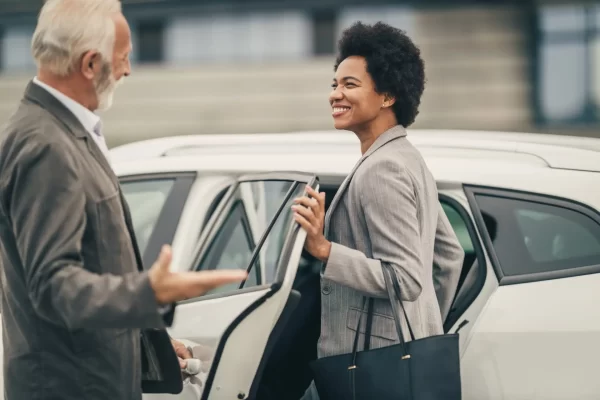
332, 105, 351, 117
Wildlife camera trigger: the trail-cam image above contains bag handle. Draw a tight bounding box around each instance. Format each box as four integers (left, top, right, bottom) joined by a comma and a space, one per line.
349, 264, 416, 366
364, 299, 374, 350
383, 264, 415, 342
350, 297, 375, 367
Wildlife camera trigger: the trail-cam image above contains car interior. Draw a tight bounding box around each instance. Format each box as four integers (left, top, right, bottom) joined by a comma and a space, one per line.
249, 184, 486, 400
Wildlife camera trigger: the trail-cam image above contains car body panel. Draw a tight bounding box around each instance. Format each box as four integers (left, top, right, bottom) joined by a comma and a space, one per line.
461, 273, 600, 400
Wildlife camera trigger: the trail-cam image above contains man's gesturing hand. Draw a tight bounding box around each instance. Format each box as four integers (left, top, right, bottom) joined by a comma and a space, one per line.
149, 245, 247, 305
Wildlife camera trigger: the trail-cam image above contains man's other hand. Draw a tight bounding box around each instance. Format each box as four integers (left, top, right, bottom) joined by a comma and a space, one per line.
149, 245, 247, 305
171, 338, 192, 369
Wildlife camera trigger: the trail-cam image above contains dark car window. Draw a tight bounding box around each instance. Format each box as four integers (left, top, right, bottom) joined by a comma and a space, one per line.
441, 201, 477, 290
474, 193, 600, 276
442, 202, 475, 253
199, 200, 257, 294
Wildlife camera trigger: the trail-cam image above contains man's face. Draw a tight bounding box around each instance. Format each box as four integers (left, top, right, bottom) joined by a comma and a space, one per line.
94, 13, 131, 111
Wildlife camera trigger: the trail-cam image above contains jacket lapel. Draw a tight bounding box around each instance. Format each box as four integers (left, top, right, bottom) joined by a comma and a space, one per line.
85, 134, 118, 186
23, 80, 118, 187
324, 125, 408, 238
120, 190, 146, 272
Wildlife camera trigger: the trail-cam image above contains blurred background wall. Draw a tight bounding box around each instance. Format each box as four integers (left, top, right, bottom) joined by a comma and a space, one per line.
0, 0, 598, 147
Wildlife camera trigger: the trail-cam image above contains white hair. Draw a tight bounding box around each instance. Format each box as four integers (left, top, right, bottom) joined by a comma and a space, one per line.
31, 0, 122, 77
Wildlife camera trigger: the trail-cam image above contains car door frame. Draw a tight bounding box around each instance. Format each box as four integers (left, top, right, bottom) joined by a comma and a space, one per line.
191, 171, 318, 287
176, 171, 318, 400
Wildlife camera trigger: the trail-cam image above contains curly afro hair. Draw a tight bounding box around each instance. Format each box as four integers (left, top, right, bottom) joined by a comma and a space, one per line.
334, 21, 425, 127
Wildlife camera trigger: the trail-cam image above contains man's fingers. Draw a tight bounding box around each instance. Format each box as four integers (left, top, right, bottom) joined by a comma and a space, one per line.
178, 357, 187, 369
174, 345, 192, 359
188, 269, 248, 291
156, 245, 172, 271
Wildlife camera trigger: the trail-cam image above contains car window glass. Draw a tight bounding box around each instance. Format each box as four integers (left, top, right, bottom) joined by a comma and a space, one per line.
120, 178, 175, 255
442, 202, 474, 253
199, 186, 229, 236
441, 201, 479, 305
200, 201, 256, 294
197, 180, 304, 293
475, 194, 600, 276
247, 182, 307, 285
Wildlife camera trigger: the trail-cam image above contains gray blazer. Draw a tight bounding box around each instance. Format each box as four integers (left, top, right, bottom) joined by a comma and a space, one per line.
302, 125, 463, 399
0, 82, 178, 400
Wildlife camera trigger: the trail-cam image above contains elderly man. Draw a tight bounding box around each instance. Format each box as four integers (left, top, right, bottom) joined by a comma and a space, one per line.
0, 1, 246, 399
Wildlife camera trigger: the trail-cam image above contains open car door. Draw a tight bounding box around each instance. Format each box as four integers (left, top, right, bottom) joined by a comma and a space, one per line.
145, 172, 318, 400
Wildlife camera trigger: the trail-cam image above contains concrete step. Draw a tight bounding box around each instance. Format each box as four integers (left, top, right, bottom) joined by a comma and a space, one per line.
416, 6, 527, 37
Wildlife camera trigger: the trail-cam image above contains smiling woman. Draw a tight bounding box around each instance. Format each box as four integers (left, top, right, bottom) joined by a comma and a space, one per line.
297, 21, 464, 400
328, 21, 425, 154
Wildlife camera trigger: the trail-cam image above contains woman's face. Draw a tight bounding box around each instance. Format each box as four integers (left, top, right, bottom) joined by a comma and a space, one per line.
329, 56, 387, 132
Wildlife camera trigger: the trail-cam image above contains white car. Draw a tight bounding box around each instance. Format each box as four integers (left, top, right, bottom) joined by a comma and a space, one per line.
83, 130, 600, 399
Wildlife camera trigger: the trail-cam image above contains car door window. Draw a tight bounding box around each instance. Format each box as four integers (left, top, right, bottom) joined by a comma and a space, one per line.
120, 178, 175, 254
196, 179, 305, 293
442, 202, 475, 252
199, 200, 256, 294
441, 201, 477, 284
472, 192, 600, 277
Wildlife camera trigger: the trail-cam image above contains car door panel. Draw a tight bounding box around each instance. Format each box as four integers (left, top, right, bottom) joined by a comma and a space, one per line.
460, 185, 600, 400
204, 225, 307, 400
144, 172, 317, 400
462, 273, 600, 399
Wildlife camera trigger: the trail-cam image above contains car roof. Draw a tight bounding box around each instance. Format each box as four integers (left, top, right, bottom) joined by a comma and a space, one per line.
111, 129, 600, 209
111, 129, 600, 173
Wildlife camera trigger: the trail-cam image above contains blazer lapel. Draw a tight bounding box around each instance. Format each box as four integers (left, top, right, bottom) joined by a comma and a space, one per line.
120, 190, 146, 272
324, 160, 360, 238
23, 80, 118, 187
85, 134, 118, 186
324, 125, 408, 238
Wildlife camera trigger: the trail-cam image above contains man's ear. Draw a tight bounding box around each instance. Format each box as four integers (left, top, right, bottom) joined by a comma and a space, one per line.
80, 50, 99, 80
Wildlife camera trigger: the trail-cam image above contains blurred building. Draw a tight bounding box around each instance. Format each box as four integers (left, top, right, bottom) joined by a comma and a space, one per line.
0, 0, 598, 147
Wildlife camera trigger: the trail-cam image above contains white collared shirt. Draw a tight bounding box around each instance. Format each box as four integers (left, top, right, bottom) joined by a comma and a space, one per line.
32, 77, 111, 164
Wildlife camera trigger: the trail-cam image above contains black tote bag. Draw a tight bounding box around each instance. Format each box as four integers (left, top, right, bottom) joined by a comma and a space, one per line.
309, 264, 462, 400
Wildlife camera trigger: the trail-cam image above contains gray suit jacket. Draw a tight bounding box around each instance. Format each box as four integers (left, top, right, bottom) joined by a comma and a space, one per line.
302, 126, 463, 399
0, 82, 179, 400
317, 125, 463, 358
